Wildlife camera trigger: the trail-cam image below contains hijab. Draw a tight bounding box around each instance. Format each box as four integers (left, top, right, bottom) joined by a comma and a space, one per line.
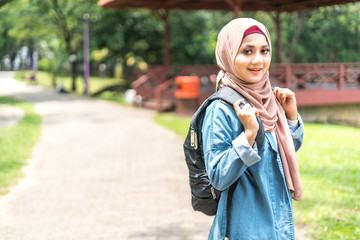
215, 18, 302, 201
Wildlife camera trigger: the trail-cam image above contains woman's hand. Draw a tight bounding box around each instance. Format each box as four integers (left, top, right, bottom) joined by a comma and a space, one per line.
233, 99, 259, 146
273, 87, 298, 120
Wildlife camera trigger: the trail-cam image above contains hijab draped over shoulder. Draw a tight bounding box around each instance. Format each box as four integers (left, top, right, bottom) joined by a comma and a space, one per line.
215, 18, 302, 201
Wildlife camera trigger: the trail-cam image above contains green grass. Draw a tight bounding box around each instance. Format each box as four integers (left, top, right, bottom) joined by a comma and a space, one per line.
294, 124, 360, 240
154, 113, 191, 139
0, 97, 42, 196
154, 113, 360, 240
94, 91, 125, 105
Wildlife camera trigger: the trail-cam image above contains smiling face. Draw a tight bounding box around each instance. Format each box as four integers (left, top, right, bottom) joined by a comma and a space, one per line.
234, 33, 271, 84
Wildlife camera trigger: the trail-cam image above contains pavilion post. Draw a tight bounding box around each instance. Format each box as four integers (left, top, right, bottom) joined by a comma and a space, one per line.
152, 8, 171, 111
233, 5, 239, 18
285, 65, 292, 89
338, 64, 344, 90
153, 9, 171, 75
224, 0, 243, 18
163, 10, 170, 72
274, 11, 282, 63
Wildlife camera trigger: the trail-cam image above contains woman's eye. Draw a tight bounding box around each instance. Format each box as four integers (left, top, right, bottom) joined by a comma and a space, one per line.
262, 48, 270, 54
243, 49, 252, 55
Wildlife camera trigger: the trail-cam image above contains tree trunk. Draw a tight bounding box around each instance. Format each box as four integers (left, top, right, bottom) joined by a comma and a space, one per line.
0, 0, 12, 8
10, 53, 17, 71
289, 11, 307, 63
52, 72, 57, 88
71, 60, 77, 92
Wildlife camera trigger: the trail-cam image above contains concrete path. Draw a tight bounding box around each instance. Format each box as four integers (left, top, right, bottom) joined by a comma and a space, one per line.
0, 72, 212, 240
0, 105, 24, 129
0, 72, 308, 240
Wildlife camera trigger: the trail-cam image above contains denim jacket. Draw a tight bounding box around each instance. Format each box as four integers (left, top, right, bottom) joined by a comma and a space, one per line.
202, 100, 304, 240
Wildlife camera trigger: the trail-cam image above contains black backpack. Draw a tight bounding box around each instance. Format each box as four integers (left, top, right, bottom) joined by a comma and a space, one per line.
183, 86, 265, 216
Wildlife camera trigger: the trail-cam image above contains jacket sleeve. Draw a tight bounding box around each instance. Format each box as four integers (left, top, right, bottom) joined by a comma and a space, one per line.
202, 100, 261, 191
288, 113, 304, 152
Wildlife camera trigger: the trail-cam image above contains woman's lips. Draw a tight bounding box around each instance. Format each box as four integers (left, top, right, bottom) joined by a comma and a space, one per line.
248, 68, 262, 74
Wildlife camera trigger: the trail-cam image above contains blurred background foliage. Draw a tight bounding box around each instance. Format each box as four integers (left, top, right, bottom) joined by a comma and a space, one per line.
0, 0, 359, 90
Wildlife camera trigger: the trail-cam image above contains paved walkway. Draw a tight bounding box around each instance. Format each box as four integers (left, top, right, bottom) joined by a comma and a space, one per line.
0, 105, 24, 129
0, 72, 308, 240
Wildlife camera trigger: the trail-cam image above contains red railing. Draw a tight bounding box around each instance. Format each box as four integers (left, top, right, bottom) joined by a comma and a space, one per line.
133, 63, 360, 111
270, 63, 360, 90
270, 63, 360, 106
131, 65, 169, 100
154, 78, 175, 111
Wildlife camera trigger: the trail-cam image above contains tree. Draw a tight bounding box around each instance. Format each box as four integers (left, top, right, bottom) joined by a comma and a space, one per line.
282, 3, 360, 63
288, 11, 308, 63
0, 0, 25, 70
91, 9, 233, 83
0, 0, 12, 8
5, 0, 54, 72
91, 9, 163, 82
170, 10, 232, 65
31, 0, 100, 92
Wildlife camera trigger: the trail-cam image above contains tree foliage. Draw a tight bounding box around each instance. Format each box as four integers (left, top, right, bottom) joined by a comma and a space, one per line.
0, 0, 359, 86
281, 3, 360, 63
0, 0, 12, 8
29, 0, 101, 91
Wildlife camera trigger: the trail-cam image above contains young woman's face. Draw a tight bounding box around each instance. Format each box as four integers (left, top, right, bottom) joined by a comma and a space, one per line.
234, 33, 271, 83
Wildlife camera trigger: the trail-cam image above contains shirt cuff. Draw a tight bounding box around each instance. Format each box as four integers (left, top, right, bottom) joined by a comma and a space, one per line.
232, 132, 261, 167
288, 114, 304, 139
287, 119, 299, 129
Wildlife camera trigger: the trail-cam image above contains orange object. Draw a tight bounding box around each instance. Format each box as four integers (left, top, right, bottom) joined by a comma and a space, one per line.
175, 76, 200, 99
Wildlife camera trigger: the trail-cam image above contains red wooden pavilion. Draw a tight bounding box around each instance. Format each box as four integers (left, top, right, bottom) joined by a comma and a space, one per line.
98, 0, 360, 112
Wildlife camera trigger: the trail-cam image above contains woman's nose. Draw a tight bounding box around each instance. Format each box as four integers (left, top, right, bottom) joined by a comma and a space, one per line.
252, 52, 263, 64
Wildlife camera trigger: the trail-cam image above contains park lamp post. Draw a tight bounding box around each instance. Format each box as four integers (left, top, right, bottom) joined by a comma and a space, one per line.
33, 42, 38, 80
83, 13, 90, 96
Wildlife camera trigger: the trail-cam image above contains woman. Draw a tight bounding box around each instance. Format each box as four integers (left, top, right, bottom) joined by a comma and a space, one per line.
202, 18, 304, 239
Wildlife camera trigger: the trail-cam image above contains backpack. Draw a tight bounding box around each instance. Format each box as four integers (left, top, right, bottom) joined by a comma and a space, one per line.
183, 86, 265, 216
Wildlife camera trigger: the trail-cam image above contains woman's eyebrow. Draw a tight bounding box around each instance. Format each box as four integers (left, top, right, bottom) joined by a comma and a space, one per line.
240, 44, 269, 48
240, 44, 254, 48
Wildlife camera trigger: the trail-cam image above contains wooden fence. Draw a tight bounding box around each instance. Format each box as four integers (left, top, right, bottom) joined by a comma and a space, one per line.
131, 63, 360, 111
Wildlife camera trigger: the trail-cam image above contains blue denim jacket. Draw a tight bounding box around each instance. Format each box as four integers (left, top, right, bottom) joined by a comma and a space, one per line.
202, 100, 304, 240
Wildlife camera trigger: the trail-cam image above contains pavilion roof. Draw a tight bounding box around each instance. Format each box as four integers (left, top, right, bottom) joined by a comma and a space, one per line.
98, 0, 359, 12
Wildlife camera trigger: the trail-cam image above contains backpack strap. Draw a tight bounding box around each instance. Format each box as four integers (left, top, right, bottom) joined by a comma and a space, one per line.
209, 85, 246, 106
226, 181, 237, 237
213, 87, 265, 236
214, 86, 265, 152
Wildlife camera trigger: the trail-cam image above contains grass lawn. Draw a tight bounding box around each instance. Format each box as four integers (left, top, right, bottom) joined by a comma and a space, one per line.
0, 97, 42, 196
294, 124, 360, 240
154, 113, 192, 139
154, 113, 360, 240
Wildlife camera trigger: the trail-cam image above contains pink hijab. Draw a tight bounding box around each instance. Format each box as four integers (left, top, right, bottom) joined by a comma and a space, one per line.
216, 18, 302, 201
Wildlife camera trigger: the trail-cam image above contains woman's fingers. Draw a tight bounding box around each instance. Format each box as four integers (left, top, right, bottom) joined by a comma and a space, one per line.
234, 99, 244, 107
233, 99, 259, 145
233, 99, 258, 116
233, 99, 244, 113
273, 86, 298, 120
243, 104, 251, 111
273, 87, 294, 104
233, 100, 259, 120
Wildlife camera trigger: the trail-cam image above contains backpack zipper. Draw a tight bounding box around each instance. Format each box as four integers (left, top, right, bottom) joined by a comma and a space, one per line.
211, 186, 217, 199
190, 126, 198, 150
